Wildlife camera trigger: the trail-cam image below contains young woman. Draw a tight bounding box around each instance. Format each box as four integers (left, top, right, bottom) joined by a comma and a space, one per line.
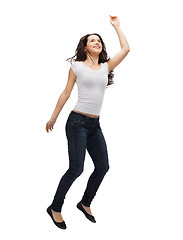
46, 15, 130, 229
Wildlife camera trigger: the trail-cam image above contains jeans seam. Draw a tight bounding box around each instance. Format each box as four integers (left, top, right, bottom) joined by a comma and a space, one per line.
85, 136, 102, 205
70, 124, 77, 169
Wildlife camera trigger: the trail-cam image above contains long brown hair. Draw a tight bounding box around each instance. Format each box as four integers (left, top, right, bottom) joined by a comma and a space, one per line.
66, 33, 114, 86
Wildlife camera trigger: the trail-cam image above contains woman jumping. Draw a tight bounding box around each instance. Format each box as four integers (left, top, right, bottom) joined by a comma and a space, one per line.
46, 15, 130, 229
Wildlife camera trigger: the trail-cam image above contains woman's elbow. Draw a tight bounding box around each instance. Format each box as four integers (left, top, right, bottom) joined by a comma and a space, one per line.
62, 90, 71, 99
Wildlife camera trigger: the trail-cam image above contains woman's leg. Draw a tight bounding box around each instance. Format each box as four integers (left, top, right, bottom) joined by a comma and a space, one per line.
50, 118, 88, 212
81, 125, 110, 207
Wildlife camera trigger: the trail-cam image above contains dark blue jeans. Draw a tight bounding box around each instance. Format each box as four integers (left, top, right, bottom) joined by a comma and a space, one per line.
50, 110, 110, 212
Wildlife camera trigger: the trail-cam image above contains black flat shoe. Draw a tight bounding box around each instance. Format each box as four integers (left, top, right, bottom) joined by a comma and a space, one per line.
76, 201, 96, 223
46, 205, 67, 229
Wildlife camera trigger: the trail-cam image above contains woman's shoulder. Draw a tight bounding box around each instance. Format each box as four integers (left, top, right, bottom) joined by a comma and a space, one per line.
101, 61, 109, 73
70, 61, 83, 76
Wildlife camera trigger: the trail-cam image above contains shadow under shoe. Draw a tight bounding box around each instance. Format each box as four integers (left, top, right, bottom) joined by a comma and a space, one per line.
76, 201, 96, 223
46, 205, 67, 229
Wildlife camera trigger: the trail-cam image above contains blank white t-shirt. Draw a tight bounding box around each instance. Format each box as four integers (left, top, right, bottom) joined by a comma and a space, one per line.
70, 61, 109, 115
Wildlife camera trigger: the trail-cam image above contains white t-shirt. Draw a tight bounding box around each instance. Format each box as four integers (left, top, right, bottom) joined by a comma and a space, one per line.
70, 61, 109, 115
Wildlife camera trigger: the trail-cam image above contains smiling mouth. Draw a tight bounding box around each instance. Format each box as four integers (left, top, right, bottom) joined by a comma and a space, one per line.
93, 46, 101, 49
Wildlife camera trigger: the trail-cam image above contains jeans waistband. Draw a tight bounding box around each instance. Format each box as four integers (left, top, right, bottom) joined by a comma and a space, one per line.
69, 111, 100, 123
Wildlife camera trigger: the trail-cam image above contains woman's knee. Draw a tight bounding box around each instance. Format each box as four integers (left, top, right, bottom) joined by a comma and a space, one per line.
96, 163, 110, 174
104, 163, 110, 173
67, 167, 83, 178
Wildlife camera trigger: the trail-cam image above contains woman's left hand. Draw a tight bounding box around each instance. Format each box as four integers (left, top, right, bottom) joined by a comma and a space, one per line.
109, 15, 120, 28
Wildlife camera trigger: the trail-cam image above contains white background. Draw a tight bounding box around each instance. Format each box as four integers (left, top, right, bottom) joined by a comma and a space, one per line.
0, 0, 183, 239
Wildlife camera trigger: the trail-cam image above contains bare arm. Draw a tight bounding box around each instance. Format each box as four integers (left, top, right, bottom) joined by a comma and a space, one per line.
107, 15, 130, 72
46, 68, 76, 132
50, 91, 70, 121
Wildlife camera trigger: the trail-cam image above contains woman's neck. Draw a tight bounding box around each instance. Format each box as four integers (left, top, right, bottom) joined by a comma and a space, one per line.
85, 54, 99, 66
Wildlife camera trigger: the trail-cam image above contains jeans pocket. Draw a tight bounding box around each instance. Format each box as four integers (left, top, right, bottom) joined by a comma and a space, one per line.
70, 118, 85, 127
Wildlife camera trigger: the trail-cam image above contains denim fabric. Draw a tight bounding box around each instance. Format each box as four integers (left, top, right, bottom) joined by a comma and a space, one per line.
50, 110, 110, 212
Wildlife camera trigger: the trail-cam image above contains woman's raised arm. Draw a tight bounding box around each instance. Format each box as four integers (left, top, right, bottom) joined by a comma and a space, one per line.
107, 15, 130, 72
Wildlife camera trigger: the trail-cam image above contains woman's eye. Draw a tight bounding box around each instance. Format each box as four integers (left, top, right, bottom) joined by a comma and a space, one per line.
90, 39, 101, 43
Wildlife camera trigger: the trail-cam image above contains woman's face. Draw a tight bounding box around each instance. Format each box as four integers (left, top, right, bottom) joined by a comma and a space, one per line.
85, 35, 103, 56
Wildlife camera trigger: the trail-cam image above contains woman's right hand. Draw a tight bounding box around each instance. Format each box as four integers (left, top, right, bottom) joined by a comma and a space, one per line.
46, 118, 56, 133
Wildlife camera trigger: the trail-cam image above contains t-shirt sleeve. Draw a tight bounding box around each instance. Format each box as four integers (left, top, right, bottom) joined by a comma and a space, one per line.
104, 62, 109, 73
70, 61, 78, 77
